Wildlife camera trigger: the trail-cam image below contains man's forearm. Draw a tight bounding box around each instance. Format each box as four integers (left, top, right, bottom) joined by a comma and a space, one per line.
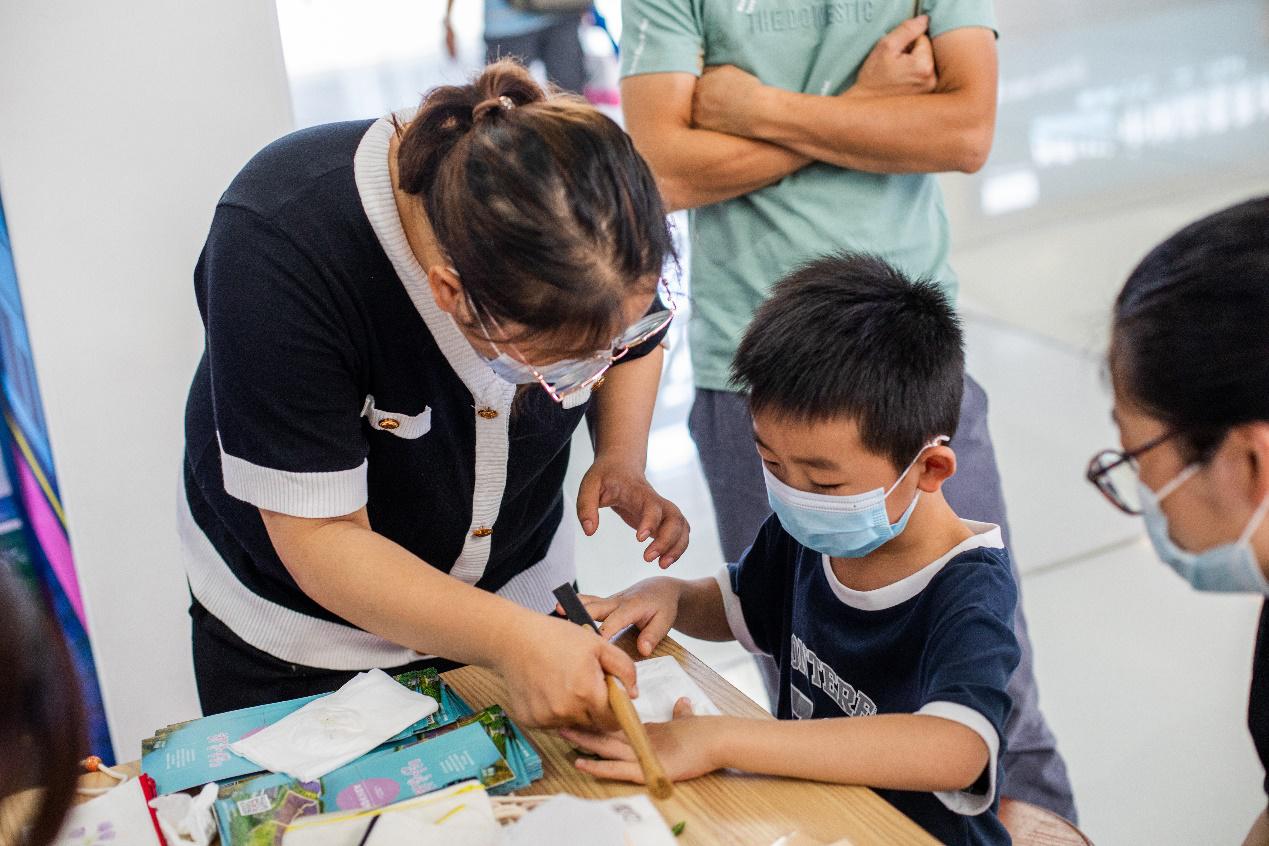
746, 86, 992, 174
646, 127, 809, 212
707, 712, 990, 792
621, 75, 809, 212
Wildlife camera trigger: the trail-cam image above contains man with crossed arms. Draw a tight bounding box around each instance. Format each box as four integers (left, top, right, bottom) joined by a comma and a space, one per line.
618, 0, 1076, 819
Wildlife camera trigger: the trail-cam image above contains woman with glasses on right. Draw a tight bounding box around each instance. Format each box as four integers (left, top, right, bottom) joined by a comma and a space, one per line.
1087, 196, 1269, 845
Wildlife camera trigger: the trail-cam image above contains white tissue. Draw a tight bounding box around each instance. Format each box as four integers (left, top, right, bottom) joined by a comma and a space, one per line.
504, 795, 626, 846
281, 780, 496, 846
505, 795, 678, 846
230, 668, 438, 782
632, 656, 721, 723
148, 782, 218, 846
366, 811, 502, 845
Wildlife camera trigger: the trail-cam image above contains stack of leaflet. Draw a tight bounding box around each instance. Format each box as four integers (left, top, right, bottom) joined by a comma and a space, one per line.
213, 706, 542, 844
138, 669, 543, 846
141, 670, 464, 795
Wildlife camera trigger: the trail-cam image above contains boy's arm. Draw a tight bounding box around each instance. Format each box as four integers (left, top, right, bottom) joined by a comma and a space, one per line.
713, 713, 988, 792
565, 710, 989, 793
694, 27, 998, 174
621, 73, 810, 213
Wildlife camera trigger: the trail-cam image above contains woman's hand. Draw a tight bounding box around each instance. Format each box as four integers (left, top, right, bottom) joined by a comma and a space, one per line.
846, 16, 937, 98
580, 578, 684, 656
577, 458, 690, 568
494, 614, 638, 730
560, 698, 723, 783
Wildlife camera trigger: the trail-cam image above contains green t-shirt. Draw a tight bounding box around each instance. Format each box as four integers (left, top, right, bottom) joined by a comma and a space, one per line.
620, 0, 996, 392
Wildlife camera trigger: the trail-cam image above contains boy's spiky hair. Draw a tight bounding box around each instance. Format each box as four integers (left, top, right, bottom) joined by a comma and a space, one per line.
731, 252, 964, 468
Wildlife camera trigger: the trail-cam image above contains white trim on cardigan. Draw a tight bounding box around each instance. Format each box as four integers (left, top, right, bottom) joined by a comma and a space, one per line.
354, 114, 516, 586
181, 471, 577, 667
218, 432, 369, 519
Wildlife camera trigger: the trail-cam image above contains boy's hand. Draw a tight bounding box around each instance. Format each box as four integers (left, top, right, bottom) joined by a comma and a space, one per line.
847, 16, 937, 98
580, 577, 683, 656
561, 698, 722, 783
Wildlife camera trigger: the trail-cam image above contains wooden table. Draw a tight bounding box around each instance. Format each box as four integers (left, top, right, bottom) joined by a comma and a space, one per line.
445, 630, 938, 846
81, 634, 936, 846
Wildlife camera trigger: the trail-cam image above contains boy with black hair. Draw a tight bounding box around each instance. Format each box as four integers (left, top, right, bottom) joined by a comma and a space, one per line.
561, 253, 1020, 846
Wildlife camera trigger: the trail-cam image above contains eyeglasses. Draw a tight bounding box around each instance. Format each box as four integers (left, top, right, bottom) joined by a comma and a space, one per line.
1085, 429, 1180, 515
479, 280, 678, 404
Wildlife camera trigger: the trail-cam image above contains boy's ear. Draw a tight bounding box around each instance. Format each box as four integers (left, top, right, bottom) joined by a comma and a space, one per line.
915, 445, 957, 493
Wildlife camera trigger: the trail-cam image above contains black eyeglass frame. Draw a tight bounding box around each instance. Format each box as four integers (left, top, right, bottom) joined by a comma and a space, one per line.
1085, 429, 1183, 515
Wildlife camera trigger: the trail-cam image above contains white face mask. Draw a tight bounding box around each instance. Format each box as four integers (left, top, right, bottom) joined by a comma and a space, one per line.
1138, 464, 1269, 595
479, 349, 590, 386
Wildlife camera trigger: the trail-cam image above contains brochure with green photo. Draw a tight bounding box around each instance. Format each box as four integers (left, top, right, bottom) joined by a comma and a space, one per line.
213, 721, 513, 846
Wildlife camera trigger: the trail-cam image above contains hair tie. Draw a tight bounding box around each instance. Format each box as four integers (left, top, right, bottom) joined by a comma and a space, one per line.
473, 94, 518, 123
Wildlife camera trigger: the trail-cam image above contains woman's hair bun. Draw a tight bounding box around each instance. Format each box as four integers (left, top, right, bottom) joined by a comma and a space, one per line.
472, 94, 517, 123
396, 60, 547, 196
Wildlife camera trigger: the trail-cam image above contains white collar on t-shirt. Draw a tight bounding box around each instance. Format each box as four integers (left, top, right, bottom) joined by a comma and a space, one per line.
820, 520, 1004, 612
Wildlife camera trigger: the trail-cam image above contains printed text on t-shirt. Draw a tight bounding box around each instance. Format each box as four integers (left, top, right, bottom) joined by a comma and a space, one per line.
790, 633, 878, 717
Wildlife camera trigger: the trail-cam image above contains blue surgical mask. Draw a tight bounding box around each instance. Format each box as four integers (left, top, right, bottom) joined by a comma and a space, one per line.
1138, 465, 1269, 595
763, 438, 948, 558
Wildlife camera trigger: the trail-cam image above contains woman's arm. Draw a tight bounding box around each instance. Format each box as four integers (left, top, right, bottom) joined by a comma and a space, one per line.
261, 507, 638, 729
1245, 808, 1269, 846
576, 345, 690, 567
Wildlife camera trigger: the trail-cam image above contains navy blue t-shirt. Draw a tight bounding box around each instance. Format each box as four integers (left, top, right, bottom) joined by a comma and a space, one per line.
721, 515, 1021, 846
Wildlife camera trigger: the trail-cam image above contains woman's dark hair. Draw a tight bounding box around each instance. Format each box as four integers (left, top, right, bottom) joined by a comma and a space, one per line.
1111, 196, 1269, 462
731, 252, 964, 469
396, 60, 674, 356
0, 567, 86, 846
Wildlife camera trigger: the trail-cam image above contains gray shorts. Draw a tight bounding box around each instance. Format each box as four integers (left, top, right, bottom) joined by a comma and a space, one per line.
485, 18, 585, 94
688, 375, 1077, 821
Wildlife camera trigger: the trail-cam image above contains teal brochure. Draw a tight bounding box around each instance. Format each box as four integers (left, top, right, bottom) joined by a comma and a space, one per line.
142, 669, 469, 795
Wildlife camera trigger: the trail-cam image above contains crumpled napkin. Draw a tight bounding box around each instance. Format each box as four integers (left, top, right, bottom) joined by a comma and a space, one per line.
230, 668, 438, 781
148, 782, 218, 846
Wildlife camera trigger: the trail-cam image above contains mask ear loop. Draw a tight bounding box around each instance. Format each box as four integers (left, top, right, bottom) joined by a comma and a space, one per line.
883, 435, 952, 498
1153, 463, 1201, 503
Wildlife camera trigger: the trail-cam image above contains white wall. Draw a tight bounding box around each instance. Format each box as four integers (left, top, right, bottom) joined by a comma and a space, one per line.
0, 1, 294, 757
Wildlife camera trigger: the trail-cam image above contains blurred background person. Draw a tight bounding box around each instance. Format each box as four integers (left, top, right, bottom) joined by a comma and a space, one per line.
444, 0, 589, 94
0, 566, 86, 846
